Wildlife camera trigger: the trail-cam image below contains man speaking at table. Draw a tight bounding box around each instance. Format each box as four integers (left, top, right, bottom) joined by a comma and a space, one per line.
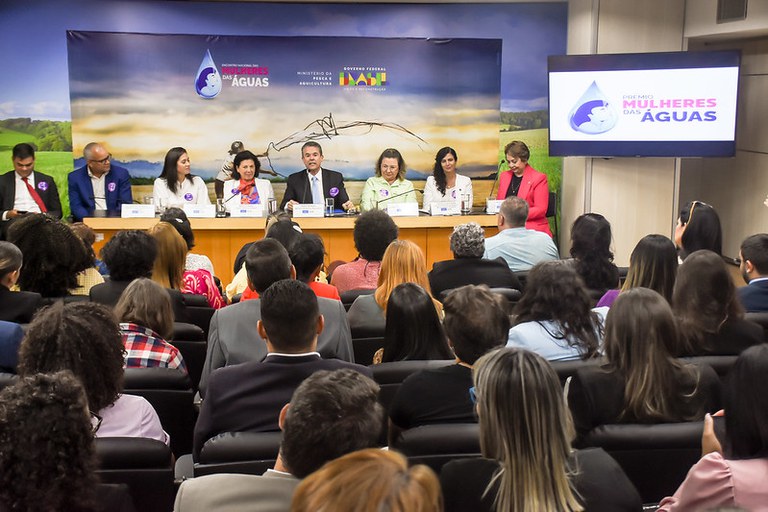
280, 142, 355, 212
68, 142, 133, 221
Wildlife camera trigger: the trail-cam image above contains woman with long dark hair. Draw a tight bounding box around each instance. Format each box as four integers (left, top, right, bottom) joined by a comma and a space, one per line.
440, 348, 642, 511
422, 146, 473, 211
569, 213, 619, 291
153, 147, 211, 208
674, 200, 722, 261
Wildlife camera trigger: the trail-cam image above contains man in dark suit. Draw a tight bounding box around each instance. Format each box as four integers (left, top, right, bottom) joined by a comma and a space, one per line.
193, 279, 371, 459
429, 222, 521, 300
279, 142, 354, 211
68, 142, 133, 221
0, 143, 62, 238
200, 238, 353, 394
739, 233, 768, 312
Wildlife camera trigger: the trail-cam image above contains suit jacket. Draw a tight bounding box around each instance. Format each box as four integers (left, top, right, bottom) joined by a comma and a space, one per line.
68, 164, 133, 221
496, 165, 551, 236
0, 320, 24, 372
0, 171, 62, 235
440, 449, 642, 512
89, 280, 190, 323
193, 353, 371, 459
428, 257, 521, 300
199, 296, 354, 395
279, 168, 350, 210
174, 471, 299, 512
738, 279, 768, 312
0, 285, 42, 324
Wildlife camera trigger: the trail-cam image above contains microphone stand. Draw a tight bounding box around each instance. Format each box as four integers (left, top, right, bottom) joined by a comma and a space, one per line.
375, 188, 424, 210
489, 159, 505, 199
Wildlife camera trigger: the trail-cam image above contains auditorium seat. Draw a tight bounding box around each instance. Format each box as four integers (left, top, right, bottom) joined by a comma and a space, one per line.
745, 311, 768, 341
182, 294, 215, 336
172, 339, 207, 391
439, 287, 521, 313
95, 437, 174, 512
39, 295, 90, 306
371, 359, 455, 413
391, 423, 480, 473
193, 431, 282, 477
550, 358, 602, 386
123, 367, 196, 457
580, 421, 704, 504
172, 322, 205, 342
340, 288, 375, 312
513, 270, 528, 290
681, 355, 738, 378
352, 335, 385, 365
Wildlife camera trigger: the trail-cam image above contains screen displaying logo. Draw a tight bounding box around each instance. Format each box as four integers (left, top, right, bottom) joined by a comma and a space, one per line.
568, 81, 617, 134
195, 49, 222, 99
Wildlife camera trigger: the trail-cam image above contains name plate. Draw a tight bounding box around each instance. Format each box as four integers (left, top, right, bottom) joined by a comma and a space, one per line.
430, 201, 460, 216
387, 202, 419, 217
230, 204, 264, 218
183, 204, 216, 218
121, 204, 155, 218
486, 199, 503, 214
292, 203, 324, 218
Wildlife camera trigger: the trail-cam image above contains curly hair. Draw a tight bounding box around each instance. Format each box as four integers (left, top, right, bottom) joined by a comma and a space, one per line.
70, 222, 97, 266
432, 147, 458, 196
0, 371, 98, 512
513, 261, 602, 359
7, 214, 90, 297
100, 230, 157, 281
18, 301, 125, 412
353, 209, 399, 261
569, 213, 619, 291
449, 222, 485, 258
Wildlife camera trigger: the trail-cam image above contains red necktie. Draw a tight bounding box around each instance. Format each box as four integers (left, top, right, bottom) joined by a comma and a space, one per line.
21, 177, 47, 213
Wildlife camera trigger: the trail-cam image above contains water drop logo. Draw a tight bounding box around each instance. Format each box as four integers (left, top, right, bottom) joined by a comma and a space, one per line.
195, 49, 222, 99
568, 81, 617, 134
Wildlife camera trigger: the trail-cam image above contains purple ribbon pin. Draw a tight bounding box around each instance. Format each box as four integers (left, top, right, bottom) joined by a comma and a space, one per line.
184, 193, 194, 201
379, 189, 389, 197
231, 187, 239, 195
37, 182, 48, 191
329, 187, 339, 197
108, 182, 116, 192
451, 190, 457, 199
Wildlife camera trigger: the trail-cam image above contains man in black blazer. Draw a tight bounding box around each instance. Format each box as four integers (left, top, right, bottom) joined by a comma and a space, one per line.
0, 144, 62, 238
738, 233, 768, 312
193, 279, 371, 460
279, 142, 354, 211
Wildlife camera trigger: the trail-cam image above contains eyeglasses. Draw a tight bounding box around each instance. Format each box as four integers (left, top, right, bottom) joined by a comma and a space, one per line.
90, 410, 103, 435
90, 154, 112, 164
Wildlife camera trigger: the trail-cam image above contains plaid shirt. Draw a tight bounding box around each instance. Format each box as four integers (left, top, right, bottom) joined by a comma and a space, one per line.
120, 323, 187, 372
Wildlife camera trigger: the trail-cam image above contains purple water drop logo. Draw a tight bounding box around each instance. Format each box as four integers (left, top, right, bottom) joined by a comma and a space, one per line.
329, 187, 339, 197
451, 190, 457, 199
379, 189, 389, 197
184, 193, 194, 201
108, 182, 116, 192
568, 81, 618, 135
37, 182, 48, 191
195, 49, 222, 99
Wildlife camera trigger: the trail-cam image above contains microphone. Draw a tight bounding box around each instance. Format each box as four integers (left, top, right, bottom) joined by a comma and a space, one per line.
375, 188, 423, 209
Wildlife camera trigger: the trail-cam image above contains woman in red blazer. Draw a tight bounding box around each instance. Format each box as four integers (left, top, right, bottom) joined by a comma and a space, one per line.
496, 141, 551, 236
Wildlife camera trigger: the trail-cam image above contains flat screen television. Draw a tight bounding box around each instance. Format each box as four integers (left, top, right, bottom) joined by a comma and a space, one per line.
548, 50, 740, 157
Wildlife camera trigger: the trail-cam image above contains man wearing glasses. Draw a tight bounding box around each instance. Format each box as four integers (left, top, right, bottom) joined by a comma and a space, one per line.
68, 142, 133, 221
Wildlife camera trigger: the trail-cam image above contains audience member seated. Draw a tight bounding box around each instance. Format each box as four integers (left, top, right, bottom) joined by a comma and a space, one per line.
597, 234, 678, 307
330, 209, 398, 293
569, 212, 620, 292
738, 233, 768, 312
675, 200, 722, 261
161, 207, 215, 276
69, 222, 106, 295
0, 371, 136, 512
200, 239, 353, 395
507, 262, 606, 361
193, 280, 371, 459
292, 449, 442, 512
90, 230, 156, 304
290, 233, 341, 300
238, 219, 304, 301
658, 344, 768, 510
148, 221, 225, 309
0, 240, 41, 323
18, 301, 168, 444
569, 288, 721, 443
372, 283, 452, 365
428, 222, 521, 299
482, 196, 559, 272
388, 285, 509, 442
175, 369, 382, 512
0, 320, 24, 372
7, 213, 90, 298
231, 211, 290, 277
673, 250, 763, 356
440, 348, 642, 512
347, 239, 440, 334
115, 278, 187, 372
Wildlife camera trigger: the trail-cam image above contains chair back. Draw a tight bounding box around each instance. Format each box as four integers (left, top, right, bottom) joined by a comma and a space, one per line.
172, 322, 205, 342
95, 437, 174, 512
172, 339, 207, 391
550, 358, 603, 386
581, 421, 704, 504
681, 355, 738, 378
123, 367, 195, 457
182, 294, 215, 335
745, 311, 768, 341
371, 360, 455, 413
352, 336, 385, 365
194, 431, 282, 477
392, 423, 481, 473
340, 288, 375, 312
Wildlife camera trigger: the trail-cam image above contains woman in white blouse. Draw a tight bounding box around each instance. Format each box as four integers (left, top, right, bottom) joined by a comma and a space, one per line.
223, 150, 274, 210
153, 147, 211, 208
422, 147, 473, 211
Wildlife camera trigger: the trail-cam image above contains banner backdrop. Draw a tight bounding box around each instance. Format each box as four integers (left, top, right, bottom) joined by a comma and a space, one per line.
67, 31, 502, 201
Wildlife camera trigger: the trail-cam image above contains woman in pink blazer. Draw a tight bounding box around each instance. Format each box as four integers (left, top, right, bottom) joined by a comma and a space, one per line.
496, 141, 551, 237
